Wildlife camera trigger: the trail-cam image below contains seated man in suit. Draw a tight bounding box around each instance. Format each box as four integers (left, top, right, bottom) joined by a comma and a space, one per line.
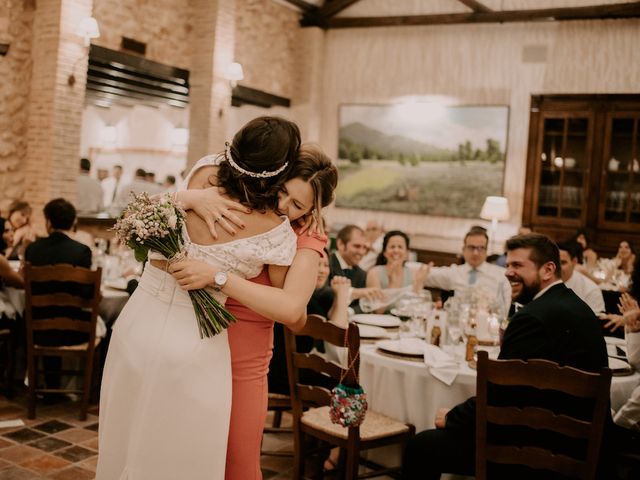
402, 233, 609, 480
328, 224, 383, 313
24, 198, 94, 390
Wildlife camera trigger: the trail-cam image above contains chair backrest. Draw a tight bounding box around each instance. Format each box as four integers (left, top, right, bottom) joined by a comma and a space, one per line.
475, 350, 612, 480
24, 263, 102, 350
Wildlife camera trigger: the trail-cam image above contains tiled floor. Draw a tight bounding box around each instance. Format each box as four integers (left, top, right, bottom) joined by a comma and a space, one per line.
0, 391, 300, 479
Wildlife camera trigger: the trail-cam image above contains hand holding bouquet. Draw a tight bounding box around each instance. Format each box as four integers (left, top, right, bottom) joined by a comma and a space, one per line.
112, 193, 235, 338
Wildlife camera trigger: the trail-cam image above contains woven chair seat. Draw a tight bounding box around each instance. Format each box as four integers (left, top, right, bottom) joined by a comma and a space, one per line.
301, 406, 410, 441
35, 336, 101, 351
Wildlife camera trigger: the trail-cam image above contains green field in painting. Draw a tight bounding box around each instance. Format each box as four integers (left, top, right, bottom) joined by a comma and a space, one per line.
336, 160, 505, 218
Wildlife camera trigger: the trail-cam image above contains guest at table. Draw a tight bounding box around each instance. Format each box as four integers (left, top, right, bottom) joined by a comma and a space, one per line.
0, 218, 13, 256
421, 226, 511, 317
76, 157, 104, 215
558, 240, 605, 314
613, 293, 640, 431
616, 240, 636, 276
101, 165, 123, 209
110, 167, 163, 216
23, 198, 94, 391
366, 230, 429, 312
402, 233, 609, 480
7, 200, 35, 261
329, 224, 383, 313
601, 255, 640, 333
573, 228, 599, 274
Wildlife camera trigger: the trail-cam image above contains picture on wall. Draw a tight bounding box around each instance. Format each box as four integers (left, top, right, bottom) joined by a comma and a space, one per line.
337, 103, 509, 218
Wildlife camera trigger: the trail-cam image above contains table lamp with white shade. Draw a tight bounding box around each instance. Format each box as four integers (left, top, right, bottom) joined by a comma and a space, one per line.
480, 196, 510, 254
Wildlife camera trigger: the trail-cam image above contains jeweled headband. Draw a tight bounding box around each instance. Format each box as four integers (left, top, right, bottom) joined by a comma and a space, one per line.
224, 142, 288, 179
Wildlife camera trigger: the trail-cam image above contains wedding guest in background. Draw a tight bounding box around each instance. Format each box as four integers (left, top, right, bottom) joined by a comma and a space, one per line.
329, 224, 384, 313
97, 168, 109, 181
0, 218, 13, 256
111, 167, 162, 215
145, 171, 157, 184
422, 226, 511, 316
76, 157, 104, 215
558, 240, 605, 314
601, 255, 640, 333
101, 165, 123, 209
573, 228, 599, 270
163, 175, 177, 192
359, 220, 384, 271
615, 240, 636, 276
614, 293, 640, 432
366, 230, 429, 312
7, 200, 35, 261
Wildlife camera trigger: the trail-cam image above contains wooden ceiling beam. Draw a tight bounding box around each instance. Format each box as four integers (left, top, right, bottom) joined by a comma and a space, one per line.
320, 0, 362, 18
457, 0, 492, 13
322, 2, 640, 29
281, 0, 316, 13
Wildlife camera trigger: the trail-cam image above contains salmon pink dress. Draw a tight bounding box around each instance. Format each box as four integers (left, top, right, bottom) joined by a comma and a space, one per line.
224, 232, 326, 480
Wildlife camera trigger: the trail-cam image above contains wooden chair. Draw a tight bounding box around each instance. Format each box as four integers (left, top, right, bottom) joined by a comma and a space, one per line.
475, 350, 612, 480
284, 314, 415, 479
260, 392, 294, 457
24, 264, 102, 420
0, 326, 16, 398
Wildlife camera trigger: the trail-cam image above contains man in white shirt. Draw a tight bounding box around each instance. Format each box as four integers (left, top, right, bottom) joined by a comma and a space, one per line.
110, 168, 163, 216
614, 308, 640, 431
359, 220, 384, 271
101, 165, 123, 209
423, 226, 511, 316
76, 158, 104, 215
558, 241, 605, 314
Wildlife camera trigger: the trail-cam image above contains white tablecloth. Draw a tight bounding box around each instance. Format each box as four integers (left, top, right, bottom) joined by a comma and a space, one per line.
360, 344, 640, 432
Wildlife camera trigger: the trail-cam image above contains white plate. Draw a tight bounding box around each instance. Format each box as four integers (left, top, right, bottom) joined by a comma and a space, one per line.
356, 324, 391, 339
604, 336, 626, 346
376, 338, 426, 357
352, 314, 400, 328
8, 260, 20, 272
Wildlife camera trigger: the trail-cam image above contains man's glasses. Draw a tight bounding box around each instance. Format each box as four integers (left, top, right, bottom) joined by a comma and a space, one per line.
464, 245, 487, 252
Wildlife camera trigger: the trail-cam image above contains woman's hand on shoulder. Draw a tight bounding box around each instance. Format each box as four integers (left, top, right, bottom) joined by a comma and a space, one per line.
179, 187, 250, 239
168, 260, 218, 290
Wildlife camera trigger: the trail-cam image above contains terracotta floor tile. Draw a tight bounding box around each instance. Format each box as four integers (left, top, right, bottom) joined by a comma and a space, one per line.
59, 414, 98, 428
3, 429, 45, 444
0, 406, 24, 420
0, 445, 43, 464
77, 456, 97, 473
20, 454, 70, 474
0, 439, 14, 450
28, 437, 71, 453
0, 466, 43, 480
52, 428, 96, 444
79, 437, 98, 451
83, 423, 98, 432
53, 446, 96, 464
0, 458, 11, 469
46, 466, 94, 480
32, 421, 74, 435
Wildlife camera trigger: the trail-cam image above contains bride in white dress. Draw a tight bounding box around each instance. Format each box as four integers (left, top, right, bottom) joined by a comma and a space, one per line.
96, 117, 302, 480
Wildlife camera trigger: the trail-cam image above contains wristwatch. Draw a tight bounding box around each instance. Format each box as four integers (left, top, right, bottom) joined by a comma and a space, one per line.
213, 271, 228, 292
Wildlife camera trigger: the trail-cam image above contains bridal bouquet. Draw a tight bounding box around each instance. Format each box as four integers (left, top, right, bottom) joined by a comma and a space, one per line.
113, 192, 235, 338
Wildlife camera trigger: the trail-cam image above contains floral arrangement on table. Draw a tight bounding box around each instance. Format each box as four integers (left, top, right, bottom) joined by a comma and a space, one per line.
112, 192, 235, 338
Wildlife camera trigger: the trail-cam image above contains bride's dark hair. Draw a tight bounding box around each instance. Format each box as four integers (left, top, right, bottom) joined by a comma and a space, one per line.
217, 116, 301, 211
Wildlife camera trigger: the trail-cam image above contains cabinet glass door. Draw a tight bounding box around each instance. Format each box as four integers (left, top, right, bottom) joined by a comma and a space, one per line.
601, 115, 640, 225
536, 115, 590, 222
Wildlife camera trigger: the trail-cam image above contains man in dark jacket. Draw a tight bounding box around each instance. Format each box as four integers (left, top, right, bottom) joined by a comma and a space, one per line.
24, 198, 94, 389
402, 233, 609, 479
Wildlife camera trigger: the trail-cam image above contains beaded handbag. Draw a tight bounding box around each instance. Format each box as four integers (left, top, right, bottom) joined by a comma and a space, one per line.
329, 327, 368, 427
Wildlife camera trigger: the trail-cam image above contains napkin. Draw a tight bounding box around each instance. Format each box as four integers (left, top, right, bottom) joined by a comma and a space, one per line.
423, 344, 459, 386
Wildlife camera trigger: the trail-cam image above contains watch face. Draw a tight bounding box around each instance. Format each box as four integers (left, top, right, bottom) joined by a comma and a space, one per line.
215, 271, 227, 287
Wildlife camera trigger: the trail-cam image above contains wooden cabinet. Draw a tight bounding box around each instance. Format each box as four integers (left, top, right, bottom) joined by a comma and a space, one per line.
523, 95, 640, 256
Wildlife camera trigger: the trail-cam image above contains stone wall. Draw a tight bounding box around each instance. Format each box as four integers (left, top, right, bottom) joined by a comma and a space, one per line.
92, 0, 193, 70
0, 2, 34, 212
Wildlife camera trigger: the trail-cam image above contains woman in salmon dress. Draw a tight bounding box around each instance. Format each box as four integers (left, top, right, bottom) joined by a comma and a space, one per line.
170, 145, 338, 479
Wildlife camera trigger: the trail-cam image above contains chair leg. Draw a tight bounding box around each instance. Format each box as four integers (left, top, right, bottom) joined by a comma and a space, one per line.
79, 353, 94, 421
345, 441, 359, 480
293, 428, 305, 480
6, 335, 15, 399
27, 354, 36, 419
272, 410, 283, 428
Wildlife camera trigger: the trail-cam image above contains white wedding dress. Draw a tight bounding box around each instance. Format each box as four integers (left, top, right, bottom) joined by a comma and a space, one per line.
96, 156, 297, 480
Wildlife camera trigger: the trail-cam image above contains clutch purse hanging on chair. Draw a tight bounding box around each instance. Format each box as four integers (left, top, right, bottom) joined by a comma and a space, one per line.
329, 328, 368, 427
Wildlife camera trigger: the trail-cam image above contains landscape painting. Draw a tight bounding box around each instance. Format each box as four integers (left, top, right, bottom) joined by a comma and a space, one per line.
336, 103, 509, 218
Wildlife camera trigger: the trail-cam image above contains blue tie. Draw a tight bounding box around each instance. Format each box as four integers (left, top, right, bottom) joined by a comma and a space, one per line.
468, 268, 477, 285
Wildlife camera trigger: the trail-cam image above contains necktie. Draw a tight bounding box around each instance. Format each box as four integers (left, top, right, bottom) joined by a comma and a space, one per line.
111, 180, 120, 203
468, 268, 477, 285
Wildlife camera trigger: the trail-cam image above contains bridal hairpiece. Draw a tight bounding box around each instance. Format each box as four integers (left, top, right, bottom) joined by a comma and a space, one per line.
224, 142, 288, 178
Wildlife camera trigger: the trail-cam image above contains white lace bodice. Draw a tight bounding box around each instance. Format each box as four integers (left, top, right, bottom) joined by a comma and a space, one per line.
174, 154, 297, 280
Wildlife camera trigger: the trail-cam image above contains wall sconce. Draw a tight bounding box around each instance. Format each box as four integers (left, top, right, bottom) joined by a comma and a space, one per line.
480, 196, 510, 254
77, 17, 100, 47
68, 17, 100, 86
223, 62, 244, 88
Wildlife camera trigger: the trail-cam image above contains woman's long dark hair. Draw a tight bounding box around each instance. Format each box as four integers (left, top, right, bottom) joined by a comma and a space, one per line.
375, 230, 410, 266
216, 116, 301, 211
